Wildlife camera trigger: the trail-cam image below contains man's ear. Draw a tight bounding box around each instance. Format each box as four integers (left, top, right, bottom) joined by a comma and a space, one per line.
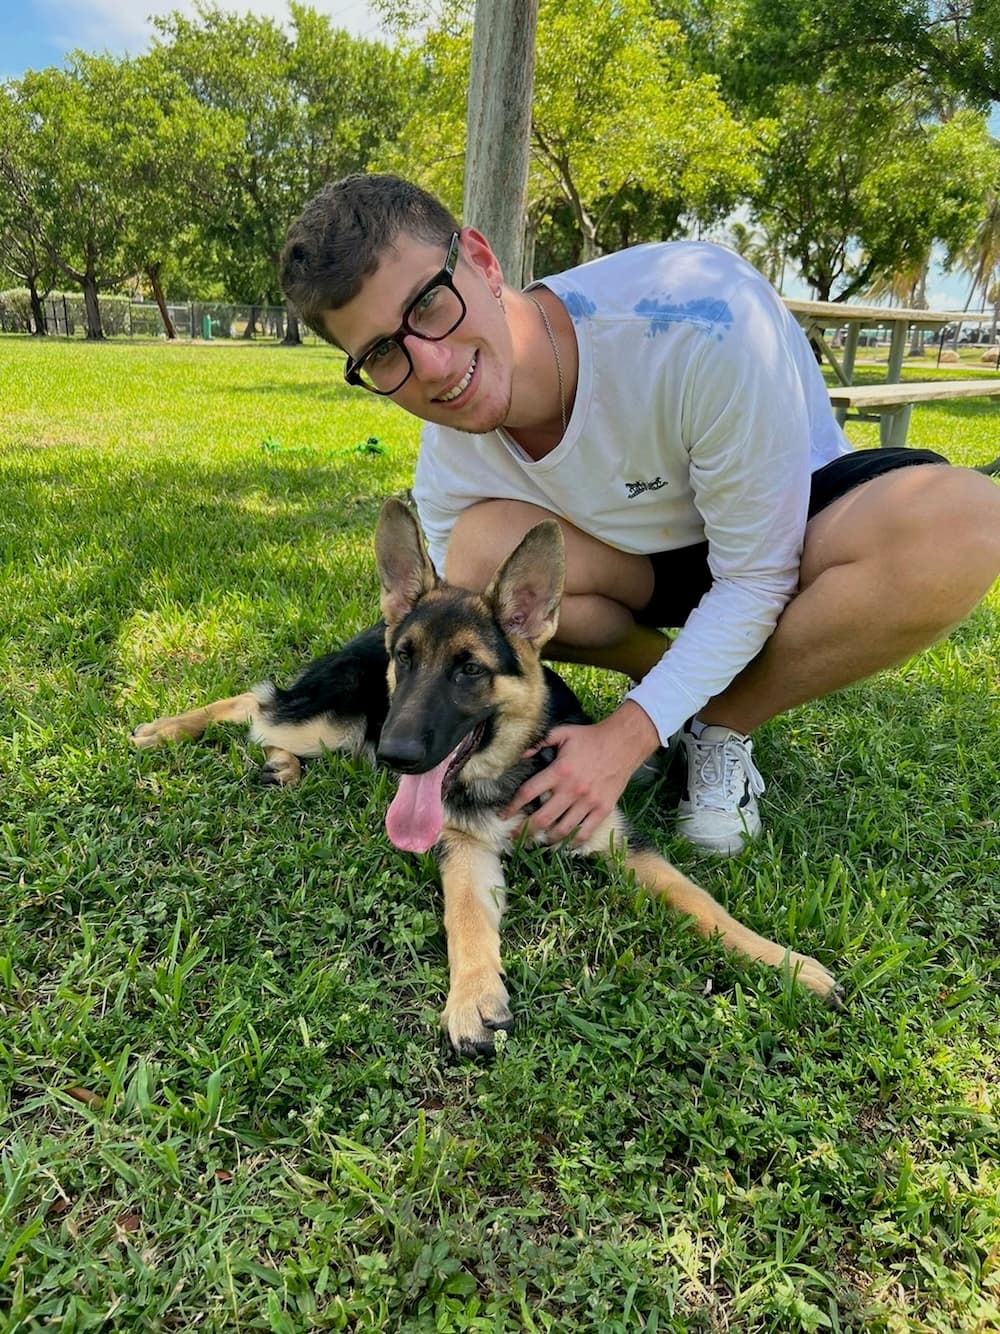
459, 226, 504, 291
484, 521, 565, 649
375, 498, 437, 625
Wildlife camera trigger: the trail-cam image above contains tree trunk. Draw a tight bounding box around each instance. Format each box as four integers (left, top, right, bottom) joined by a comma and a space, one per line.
82, 272, 104, 340
243, 306, 259, 339
908, 264, 929, 356
282, 303, 302, 346
147, 262, 177, 340
28, 281, 47, 336
463, 0, 539, 286
579, 225, 600, 265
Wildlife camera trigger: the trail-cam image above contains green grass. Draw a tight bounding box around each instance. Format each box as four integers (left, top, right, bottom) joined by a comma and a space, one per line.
1, 335, 999, 1332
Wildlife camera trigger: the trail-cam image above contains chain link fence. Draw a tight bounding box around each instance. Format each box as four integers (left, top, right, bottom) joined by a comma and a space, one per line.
0, 290, 318, 341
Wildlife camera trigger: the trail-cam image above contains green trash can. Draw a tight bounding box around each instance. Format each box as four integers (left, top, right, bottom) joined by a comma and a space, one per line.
201, 313, 214, 340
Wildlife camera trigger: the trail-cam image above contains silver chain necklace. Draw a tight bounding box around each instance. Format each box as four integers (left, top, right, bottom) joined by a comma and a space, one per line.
527, 294, 567, 435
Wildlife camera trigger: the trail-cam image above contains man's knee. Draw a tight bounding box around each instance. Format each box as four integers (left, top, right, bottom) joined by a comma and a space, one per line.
446, 501, 657, 613
889, 468, 1000, 579
882, 468, 1000, 637
445, 500, 558, 590
803, 465, 1000, 587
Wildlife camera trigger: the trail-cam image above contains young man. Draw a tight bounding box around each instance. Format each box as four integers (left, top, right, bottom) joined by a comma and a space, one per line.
280, 173, 1000, 855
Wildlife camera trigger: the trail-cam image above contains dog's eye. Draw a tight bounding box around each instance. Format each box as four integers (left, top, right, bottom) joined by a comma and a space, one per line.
395, 646, 411, 669
459, 661, 486, 679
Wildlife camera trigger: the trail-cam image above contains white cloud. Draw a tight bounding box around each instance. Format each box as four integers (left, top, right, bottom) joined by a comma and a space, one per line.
36, 0, 387, 57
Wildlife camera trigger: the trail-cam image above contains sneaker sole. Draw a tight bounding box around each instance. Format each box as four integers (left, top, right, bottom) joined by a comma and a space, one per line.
678, 829, 753, 856
676, 813, 762, 857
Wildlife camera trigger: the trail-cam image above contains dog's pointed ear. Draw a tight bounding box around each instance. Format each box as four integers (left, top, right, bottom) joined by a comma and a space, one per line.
375, 498, 437, 625
484, 520, 565, 648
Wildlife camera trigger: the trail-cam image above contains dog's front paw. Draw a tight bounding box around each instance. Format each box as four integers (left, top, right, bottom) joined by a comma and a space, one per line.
442, 970, 513, 1057
788, 951, 843, 1006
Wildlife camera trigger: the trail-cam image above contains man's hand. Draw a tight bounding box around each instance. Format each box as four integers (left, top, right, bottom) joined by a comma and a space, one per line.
505, 700, 660, 846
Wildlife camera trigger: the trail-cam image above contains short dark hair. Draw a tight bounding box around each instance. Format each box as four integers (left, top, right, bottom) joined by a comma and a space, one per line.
280, 173, 461, 344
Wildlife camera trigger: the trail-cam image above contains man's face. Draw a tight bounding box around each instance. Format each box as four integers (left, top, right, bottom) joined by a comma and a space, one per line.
323, 229, 514, 435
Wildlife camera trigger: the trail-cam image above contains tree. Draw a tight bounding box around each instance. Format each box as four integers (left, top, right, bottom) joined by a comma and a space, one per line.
725, 219, 785, 287
1, 52, 231, 340
154, 3, 417, 342
666, 0, 1000, 112
0, 83, 57, 333
751, 91, 997, 300
958, 191, 1000, 311
528, 0, 763, 263
382, 0, 762, 271
116, 51, 236, 338
3, 61, 137, 339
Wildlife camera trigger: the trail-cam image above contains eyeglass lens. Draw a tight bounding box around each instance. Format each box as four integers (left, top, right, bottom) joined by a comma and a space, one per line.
357, 283, 465, 392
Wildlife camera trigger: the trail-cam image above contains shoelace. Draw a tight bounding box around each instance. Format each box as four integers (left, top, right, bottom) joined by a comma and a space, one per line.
690, 734, 765, 811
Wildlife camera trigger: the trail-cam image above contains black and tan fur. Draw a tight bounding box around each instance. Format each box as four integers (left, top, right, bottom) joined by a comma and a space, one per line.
132, 498, 840, 1055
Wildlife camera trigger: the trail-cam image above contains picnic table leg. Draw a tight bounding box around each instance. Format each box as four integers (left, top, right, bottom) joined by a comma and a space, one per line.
878, 323, 910, 448
880, 404, 913, 449
886, 322, 907, 385
836, 325, 860, 426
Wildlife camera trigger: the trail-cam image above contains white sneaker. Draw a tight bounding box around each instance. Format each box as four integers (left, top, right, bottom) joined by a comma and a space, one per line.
676, 724, 765, 855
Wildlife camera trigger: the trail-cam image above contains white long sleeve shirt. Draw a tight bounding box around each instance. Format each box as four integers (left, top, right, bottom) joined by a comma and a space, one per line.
413, 241, 851, 744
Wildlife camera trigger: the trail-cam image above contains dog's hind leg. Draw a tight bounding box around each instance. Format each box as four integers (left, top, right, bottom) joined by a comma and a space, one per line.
624, 843, 842, 1003
131, 686, 362, 788
260, 746, 303, 786
130, 692, 261, 748
132, 634, 383, 787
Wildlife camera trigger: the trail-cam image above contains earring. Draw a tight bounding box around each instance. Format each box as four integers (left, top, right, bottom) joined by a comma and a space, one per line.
495, 284, 506, 313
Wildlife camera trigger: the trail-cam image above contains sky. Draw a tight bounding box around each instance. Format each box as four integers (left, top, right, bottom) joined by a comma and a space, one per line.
3, 0, 996, 308
0, 0, 389, 76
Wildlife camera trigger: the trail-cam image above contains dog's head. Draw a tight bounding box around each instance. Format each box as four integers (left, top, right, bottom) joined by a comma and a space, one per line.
373, 497, 565, 851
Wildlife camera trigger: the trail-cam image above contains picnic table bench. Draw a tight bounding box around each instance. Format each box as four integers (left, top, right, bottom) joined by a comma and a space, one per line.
784, 298, 1000, 473
826, 379, 1000, 448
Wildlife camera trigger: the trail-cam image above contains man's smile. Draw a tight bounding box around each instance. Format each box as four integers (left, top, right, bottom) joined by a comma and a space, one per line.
434, 352, 478, 404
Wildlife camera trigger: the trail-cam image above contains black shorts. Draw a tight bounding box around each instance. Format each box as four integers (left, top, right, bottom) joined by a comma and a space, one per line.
637, 446, 950, 628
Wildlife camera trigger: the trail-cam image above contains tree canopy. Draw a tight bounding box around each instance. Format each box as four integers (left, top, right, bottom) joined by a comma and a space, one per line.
1, 6, 416, 336
1, 0, 998, 328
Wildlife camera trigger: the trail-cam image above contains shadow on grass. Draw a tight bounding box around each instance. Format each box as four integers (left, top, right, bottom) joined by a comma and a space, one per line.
223, 378, 358, 401
2, 450, 406, 680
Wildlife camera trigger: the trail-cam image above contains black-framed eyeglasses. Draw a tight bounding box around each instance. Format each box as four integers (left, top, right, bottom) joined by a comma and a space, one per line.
344, 232, 466, 395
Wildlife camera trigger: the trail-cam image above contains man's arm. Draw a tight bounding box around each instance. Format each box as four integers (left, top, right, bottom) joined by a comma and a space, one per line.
626, 277, 813, 744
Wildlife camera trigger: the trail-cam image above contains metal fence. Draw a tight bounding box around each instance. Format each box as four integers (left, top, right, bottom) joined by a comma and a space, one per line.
0, 293, 318, 341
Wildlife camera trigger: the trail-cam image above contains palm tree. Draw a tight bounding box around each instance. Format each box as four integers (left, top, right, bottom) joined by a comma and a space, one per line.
958, 193, 1000, 314
863, 255, 928, 308
725, 220, 785, 289
863, 251, 930, 355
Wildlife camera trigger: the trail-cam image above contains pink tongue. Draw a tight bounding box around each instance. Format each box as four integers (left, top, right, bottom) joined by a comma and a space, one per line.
385, 750, 454, 853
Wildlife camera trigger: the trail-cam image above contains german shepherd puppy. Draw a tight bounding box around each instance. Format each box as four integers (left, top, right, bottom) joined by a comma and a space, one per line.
132, 498, 840, 1055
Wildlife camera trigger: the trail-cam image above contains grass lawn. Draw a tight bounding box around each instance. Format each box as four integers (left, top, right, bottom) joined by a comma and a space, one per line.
1, 335, 999, 1332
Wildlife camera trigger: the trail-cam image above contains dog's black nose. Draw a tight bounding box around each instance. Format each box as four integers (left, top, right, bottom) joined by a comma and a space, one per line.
376, 735, 427, 773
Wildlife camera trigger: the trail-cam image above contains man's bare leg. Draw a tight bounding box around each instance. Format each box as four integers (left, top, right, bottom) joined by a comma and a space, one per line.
701, 465, 1000, 733
445, 472, 1000, 724
445, 499, 667, 681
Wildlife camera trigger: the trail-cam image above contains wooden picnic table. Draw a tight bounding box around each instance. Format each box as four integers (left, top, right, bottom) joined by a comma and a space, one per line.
783, 298, 1000, 472
783, 298, 997, 390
